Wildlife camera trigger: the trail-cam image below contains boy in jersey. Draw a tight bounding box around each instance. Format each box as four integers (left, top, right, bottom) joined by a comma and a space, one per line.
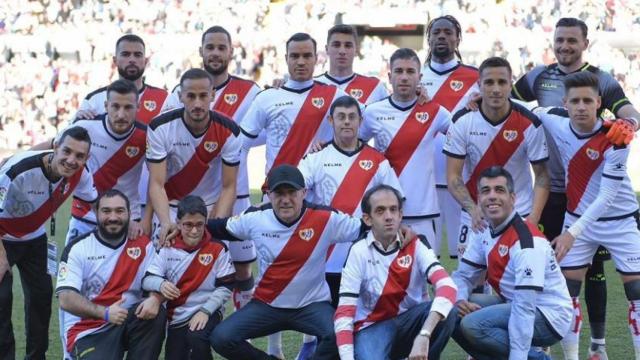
334, 184, 457, 360
142, 195, 235, 360
57, 190, 165, 359
534, 72, 640, 360
452, 166, 571, 360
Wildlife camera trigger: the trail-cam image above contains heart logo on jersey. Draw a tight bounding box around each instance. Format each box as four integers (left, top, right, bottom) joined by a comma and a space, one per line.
498, 244, 509, 257
502, 130, 518, 142
450, 80, 464, 92
143, 100, 156, 112
127, 247, 142, 260
415, 112, 429, 124
298, 228, 315, 241
349, 88, 364, 100
312, 97, 325, 109
204, 141, 219, 153
198, 253, 214, 266
586, 147, 600, 160
224, 94, 238, 105
359, 160, 374, 171
396, 254, 413, 268
125, 146, 140, 158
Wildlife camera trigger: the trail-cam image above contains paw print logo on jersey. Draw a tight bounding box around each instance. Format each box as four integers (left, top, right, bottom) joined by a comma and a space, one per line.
415, 112, 430, 124
450, 80, 464, 92
359, 160, 374, 171
125, 146, 140, 158
523, 267, 533, 278
127, 247, 142, 260
349, 88, 364, 100
586, 147, 600, 160
396, 254, 413, 269
298, 228, 315, 241
198, 253, 214, 266
502, 130, 518, 142
312, 97, 325, 109
224, 94, 238, 105
143, 100, 156, 112
204, 141, 218, 153
498, 244, 509, 257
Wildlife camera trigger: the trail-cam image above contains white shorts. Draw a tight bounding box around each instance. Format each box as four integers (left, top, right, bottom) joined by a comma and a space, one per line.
65, 217, 96, 245
560, 212, 640, 274
434, 186, 461, 258
402, 217, 438, 251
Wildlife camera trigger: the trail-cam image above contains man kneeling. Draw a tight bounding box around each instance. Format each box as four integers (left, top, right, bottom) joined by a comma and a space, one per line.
334, 184, 458, 360
452, 166, 571, 360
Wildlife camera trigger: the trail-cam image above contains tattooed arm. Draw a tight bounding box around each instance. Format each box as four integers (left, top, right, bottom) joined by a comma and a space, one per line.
446, 156, 486, 233
527, 162, 550, 226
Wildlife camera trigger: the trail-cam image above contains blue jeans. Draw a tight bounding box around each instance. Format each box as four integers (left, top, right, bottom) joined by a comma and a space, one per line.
210, 299, 338, 360
453, 294, 562, 360
354, 301, 457, 360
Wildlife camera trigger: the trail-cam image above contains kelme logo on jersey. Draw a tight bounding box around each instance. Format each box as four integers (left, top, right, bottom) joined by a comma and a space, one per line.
143, 100, 156, 112
125, 146, 140, 158
415, 112, 429, 124
204, 141, 219, 153
397, 254, 413, 268
450, 80, 464, 92
502, 130, 518, 142
359, 160, 374, 171
198, 253, 214, 266
127, 247, 142, 260
586, 148, 600, 160
498, 244, 509, 257
349, 88, 364, 100
298, 228, 315, 241
312, 97, 325, 109
224, 94, 238, 105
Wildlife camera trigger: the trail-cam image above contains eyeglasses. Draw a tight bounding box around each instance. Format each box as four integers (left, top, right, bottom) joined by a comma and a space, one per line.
181, 222, 205, 231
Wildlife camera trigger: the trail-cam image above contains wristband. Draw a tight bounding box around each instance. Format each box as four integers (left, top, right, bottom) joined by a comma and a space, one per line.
104, 306, 110, 322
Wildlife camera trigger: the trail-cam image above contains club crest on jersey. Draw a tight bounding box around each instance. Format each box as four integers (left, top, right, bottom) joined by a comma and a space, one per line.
359, 160, 374, 171
415, 112, 429, 124
450, 80, 464, 92
498, 244, 509, 257
502, 130, 518, 142
349, 88, 364, 99
127, 247, 142, 260
198, 253, 214, 266
204, 141, 218, 153
125, 146, 140, 158
312, 97, 325, 109
586, 148, 600, 160
57, 262, 68, 281
298, 228, 314, 241
224, 94, 238, 105
143, 100, 156, 112
397, 254, 413, 268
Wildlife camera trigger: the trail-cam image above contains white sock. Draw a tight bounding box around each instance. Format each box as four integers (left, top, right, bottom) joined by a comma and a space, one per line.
268, 332, 283, 356
629, 300, 640, 358
232, 287, 254, 310
561, 297, 581, 360
302, 333, 316, 344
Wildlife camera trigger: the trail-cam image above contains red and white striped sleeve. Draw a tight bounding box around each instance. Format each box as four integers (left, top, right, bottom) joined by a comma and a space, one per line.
419, 240, 457, 317
333, 243, 363, 360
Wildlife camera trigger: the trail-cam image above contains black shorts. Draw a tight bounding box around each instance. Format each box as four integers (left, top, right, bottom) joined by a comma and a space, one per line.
540, 192, 567, 240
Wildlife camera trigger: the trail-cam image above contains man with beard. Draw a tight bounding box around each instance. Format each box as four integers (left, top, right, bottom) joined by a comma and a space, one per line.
57, 189, 165, 359
512, 17, 640, 359
0, 127, 97, 359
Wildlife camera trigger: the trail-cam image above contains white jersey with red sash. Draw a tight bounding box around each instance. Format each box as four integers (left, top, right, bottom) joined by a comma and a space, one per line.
56, 232, 154, 352
298, 142, 403, 273
146, 108, 241, 205
65, 116, 146, 223
443, 102, 548, 216
361, 97, 451, 217
219, 202, 363, 308
144, 232, 235, 326
0, 151, 97, 241
79, 84, 168, 125
239, 80, 345, 184
315, 72, 388, 105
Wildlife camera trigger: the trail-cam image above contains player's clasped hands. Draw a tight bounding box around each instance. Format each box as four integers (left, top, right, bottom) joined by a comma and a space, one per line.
106, 297, 129, 326
160, 280, 181, 300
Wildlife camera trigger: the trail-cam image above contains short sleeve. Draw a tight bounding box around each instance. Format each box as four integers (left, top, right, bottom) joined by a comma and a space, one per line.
221, 133, 241, 166
442, 118, 467, 158
213, 247, 236, 280
225, 211, 257, 240
435, 106, 452, 135
73, 168, 98, 203
297, 154, 316, 190
599, 74, 632, 115
375, 159, 403, 197
360, 109, 380, 142
146, 124, 168, 163
339, 244, 364, 295
145, 249, 166, 277
160, 86, 182, 113
368, 82, 389, 104
330, 212, 364, 244
513, 246, 545, 291
603, 145, 629, 180
56, 245, 85, 293
525, 120, 548, 163
460, 231, 487, 268
239, 95, 267, 138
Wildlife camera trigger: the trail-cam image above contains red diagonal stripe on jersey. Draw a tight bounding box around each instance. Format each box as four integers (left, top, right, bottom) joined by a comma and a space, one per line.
465, 113, 532, 201
167, 234, 223, 320
214, 77, 254, 118
66, 235, 151, 351
0, 170, 82, 238
345, 75, 380, 104
355, 238, 418, 331
165, 116, 231, 201
431, 66, 479, 112
138, 86, 169, 124
71, 125, 146, 219
262, 83, 337, 191
254, 208, 332, 304
486, 227, 517, 297
566, 133, 611, 212
384, 102, 440, 176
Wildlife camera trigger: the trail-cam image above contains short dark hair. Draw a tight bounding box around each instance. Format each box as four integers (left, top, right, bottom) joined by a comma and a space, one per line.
330, 95, 362, 118
201, 25, 232, 45
477, 166, 515, 193
115, 34, 145, 52
556, 17, 588, 38
176, 195, 207, 220
58, 126, 91, 152
96, 189, 130, 213
361, 184, 404, 215
180, 68, 213, 88
389, 48, 421, 69
327, 24, 358, 45
106, 79, 139, 101
478, 56, 512, 77
563, 71, 599, 94
286, 32, 317, 54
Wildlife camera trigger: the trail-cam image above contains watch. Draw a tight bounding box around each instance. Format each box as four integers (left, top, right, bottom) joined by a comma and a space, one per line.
419, 329, 431, 338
